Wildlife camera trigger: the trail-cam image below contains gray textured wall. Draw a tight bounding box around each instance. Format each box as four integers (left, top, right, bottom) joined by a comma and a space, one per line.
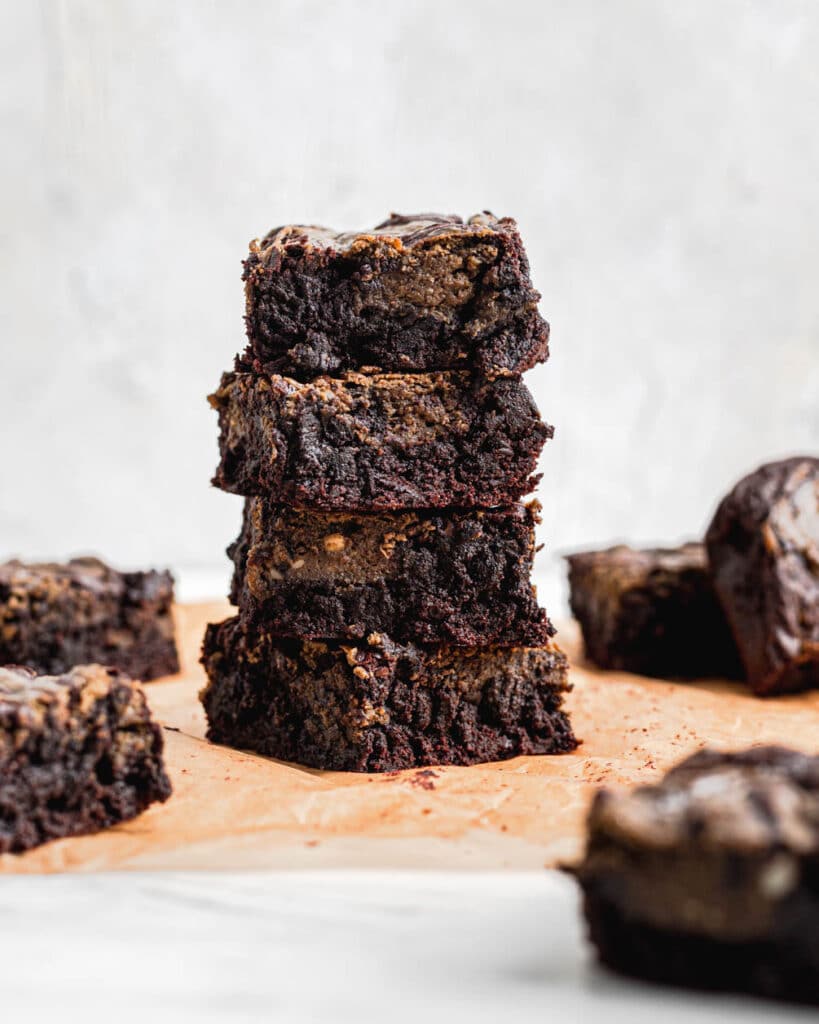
2, 2, 818, 595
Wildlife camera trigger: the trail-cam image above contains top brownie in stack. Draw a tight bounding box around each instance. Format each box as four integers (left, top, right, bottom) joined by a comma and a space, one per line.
241, 212, 550, 378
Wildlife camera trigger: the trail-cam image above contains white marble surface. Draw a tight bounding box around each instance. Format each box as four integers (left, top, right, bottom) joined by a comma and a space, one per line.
0, 870, 810, 1024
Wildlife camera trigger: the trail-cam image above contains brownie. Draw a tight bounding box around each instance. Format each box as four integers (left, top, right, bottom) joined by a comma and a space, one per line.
210, 370, 550, 511
706, 457, 819, 695
200, 616, 577, 772
572, 747, 819, 1005
566, 543, 741, 679
241, 212, 550, 378
0, 558, 180, 681
0, 664, 172, 853
229, 499, 553, 646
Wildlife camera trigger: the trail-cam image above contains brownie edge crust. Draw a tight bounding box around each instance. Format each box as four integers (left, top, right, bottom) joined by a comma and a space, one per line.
0, 664, 172, 854
241, 212, 550, 378
200, 617, 577, 773
572, 747, 819, 1005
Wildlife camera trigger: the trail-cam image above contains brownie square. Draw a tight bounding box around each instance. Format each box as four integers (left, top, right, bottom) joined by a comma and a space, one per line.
0, 664, 172, 854
706, 457, 819, 695
200, 616, 577, 772
210, 370, 550, 511
572, 747, 819, 1005
566, 543, 740, 679
241, 212, 549, 378
229, 499, 553, 647
0, 558, 180, 680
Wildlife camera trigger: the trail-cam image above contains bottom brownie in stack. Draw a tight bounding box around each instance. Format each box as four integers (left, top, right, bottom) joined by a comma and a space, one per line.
201, 617, 576, 772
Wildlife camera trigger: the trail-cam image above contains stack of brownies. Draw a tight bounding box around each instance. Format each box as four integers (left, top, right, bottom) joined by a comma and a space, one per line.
201, 212, 578, 771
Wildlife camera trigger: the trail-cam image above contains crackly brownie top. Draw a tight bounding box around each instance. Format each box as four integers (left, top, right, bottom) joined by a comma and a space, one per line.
568, 542, 707, 580
0, 557, 173, 603
589, 747, 819, 856
579, 747, 819, 942
0, 663, 149, 755
253, 212, 515, 257
1, 557, 115, 592
707, 457, 819, 565
0, 662, 118, 706
706, 458, 819, 687
567, 544, 708, 613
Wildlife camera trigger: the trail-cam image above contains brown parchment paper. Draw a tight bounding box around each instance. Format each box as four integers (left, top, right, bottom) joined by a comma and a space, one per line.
3, 601, 818, 874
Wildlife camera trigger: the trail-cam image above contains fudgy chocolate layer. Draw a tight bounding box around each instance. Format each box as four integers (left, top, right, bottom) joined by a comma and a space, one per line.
581, 886, 819, 1006
241, 212, 549, 378
229, 499, 552, 646
210, 370, 550, 511
200, 616, 577, 773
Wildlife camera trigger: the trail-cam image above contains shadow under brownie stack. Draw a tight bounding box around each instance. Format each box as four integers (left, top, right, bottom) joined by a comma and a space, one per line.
201, 212, 578, 771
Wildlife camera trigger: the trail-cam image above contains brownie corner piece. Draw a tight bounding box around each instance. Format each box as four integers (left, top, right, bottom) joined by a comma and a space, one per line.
0, 664, 172, 854
209, 370, 550, 510
572, 746, 819, 1005
241, 211, 549, 378
200, 616, 577, 772
566, 542, 740, 679
706, 456, 819, 695
0, 557, 180, 681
